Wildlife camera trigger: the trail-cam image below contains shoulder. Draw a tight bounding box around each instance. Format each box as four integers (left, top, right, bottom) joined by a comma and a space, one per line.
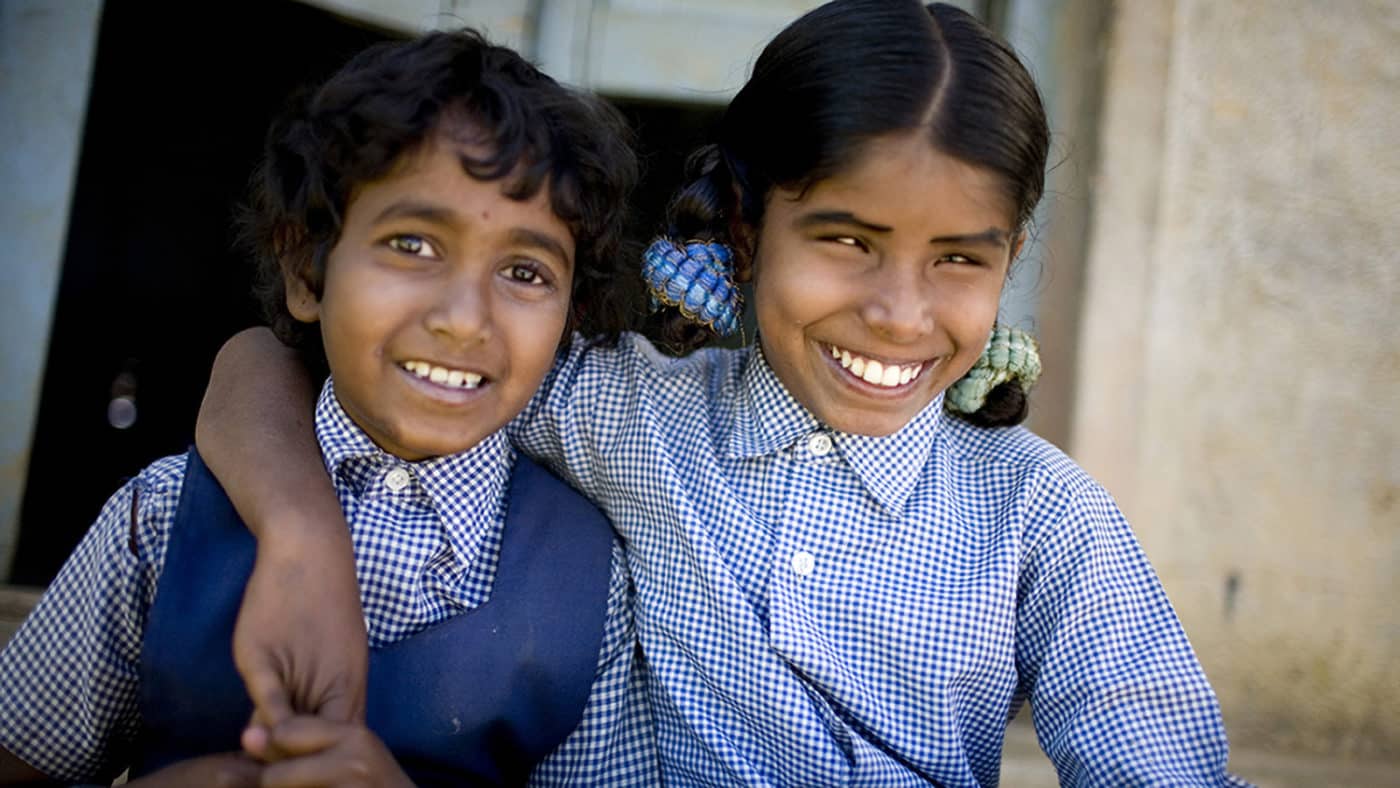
933, 419, 1126, 545
553, 333, 748, 438
84, 452, 190, 544
131, 452, 192, 497
87, 452, 193, 576
576, 332, 746, 393
935, 419, 1096, 497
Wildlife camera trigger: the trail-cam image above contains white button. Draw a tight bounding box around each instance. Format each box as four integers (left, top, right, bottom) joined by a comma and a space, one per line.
806, 432, 833, 456
791, 550, 816, 577
384, 467, 411, 492
363, 615, 372, 634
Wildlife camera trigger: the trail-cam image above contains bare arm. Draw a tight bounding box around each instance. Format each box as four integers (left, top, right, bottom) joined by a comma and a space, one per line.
195, 327, 367, 728
0, 747, 49, 785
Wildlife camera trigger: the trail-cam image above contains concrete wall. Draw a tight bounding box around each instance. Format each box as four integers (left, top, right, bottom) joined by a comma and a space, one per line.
0, 0, 103, 579
1074, 0, 1400, 759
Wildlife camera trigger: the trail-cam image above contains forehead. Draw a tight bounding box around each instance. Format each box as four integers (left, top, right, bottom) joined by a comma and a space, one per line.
774, 131, 1015, 232
362, 131, 569, 229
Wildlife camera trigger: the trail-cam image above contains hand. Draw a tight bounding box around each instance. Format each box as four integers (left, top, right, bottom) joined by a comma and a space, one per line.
123, 752, 261, 788
258, 716, 414, 788
234, 522, 368, 737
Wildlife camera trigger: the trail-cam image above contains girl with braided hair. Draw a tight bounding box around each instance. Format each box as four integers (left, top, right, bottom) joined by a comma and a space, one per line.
194, 1, 1240, 784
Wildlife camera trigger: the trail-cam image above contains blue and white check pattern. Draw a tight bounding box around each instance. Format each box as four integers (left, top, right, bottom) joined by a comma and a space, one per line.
0, 380, 655, 785
511, 333, 1244, 787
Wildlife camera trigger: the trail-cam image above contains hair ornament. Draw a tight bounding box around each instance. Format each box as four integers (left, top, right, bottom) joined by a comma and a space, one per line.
945, 326, 1042, 415
641, 237, 743, 337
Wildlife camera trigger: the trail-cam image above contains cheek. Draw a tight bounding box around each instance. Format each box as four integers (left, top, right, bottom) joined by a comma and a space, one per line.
944, 284, 1003, 351
752, 251, 830, 332
507, 299, 570, 382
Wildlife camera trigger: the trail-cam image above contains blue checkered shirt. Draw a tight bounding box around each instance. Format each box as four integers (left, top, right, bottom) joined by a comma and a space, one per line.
510, 333, 1242, 787
0, 380, 655, 785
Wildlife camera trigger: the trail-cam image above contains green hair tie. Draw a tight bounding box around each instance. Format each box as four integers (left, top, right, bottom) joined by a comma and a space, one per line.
944, 326, 1042, 415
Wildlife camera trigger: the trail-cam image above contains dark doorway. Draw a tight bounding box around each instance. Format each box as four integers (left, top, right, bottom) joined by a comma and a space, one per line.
11, 1, 398, 586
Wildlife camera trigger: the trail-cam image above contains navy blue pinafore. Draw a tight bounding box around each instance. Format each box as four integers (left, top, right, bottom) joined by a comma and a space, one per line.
128, 448, 617, 786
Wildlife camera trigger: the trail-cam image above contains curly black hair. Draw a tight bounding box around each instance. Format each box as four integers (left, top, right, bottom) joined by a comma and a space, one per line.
241, 28, 641, 372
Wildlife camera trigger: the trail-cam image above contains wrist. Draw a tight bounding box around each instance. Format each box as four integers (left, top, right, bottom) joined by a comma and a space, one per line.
255, 504, 352, 557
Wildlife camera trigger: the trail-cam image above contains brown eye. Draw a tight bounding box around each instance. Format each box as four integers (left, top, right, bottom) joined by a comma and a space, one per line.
507, 263, 546, 286
387, 235, 436, 258
824, 235, 868, 252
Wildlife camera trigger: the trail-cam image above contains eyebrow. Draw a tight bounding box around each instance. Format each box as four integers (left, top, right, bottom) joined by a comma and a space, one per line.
508, 228, 573, 270
372, 199, 573, 268
372, 199, 455, 226
794, 210, 1012, 248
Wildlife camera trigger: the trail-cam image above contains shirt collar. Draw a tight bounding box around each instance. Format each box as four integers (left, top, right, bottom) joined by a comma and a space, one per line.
315, 379, 513, 565
721, 347, 945, 516
837, 392, 944, 516
723, 345, 822, 460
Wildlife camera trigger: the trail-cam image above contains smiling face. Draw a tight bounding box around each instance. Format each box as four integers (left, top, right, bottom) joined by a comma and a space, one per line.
751, 130, 1023, 436
286, 131, 574, 460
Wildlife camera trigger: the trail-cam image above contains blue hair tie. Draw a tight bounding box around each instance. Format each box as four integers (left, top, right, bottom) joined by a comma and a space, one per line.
641, 238, 743, 337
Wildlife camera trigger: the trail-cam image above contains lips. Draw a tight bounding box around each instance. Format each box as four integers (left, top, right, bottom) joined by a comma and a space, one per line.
826, 343, 925, 388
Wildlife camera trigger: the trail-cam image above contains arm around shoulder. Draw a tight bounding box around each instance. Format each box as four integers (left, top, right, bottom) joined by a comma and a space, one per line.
195, 327, 367, 725
196, 327, 332, 538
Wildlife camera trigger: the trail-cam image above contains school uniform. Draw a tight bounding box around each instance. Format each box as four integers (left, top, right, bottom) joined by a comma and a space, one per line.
0, 381, 655, 786
511, 332, 1241, 787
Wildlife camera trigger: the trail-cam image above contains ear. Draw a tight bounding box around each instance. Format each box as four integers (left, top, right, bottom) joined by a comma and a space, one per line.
729, 221, 759, 284
727, 179, 758, 283
282, 264, 321, 323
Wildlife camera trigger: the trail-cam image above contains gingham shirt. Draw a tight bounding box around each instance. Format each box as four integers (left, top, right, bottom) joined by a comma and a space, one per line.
0, 380, 655, 785
511, 332, 1240, 787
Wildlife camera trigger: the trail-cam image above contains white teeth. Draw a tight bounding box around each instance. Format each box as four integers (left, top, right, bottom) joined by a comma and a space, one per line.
403, 361, 483, 390
828, 344, 922, 389
862, 360, 884, 385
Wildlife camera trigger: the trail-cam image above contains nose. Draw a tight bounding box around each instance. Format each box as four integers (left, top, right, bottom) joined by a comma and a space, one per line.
424, 268, 492, 344
859, 263, 935, 341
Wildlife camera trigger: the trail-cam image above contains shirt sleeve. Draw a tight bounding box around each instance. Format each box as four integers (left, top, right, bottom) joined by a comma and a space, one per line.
508, 333, 658, 497
527, 540, 658, 786
0, 456, 183, 783
1014, 480, 1236, 787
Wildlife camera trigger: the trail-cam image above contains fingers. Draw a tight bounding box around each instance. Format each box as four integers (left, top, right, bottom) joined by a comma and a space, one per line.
259, 749, 363, 788
209, 754, 262, 788
305, 669, 364, 723
241, 722, 273, 761
257, 717, 406, 788
125, 753, 261, 788
265, 716, 342, 755
243, 666, 296, 729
